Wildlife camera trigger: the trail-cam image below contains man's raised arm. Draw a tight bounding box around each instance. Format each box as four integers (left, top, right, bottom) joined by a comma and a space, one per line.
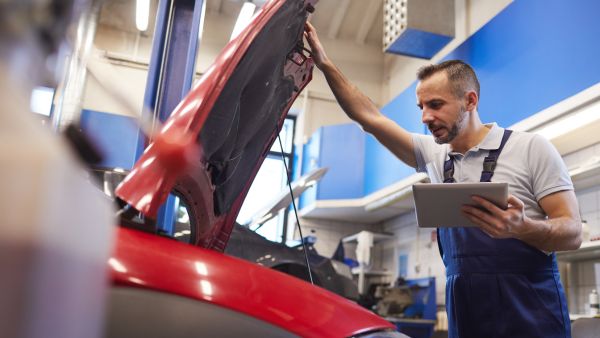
304, 22, 418, 168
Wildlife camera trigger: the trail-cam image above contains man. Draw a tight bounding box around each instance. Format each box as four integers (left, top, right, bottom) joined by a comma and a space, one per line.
304, 22, 581, 337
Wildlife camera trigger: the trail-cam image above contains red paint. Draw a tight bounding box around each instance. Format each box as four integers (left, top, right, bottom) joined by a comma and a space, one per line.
110, 228, 394, 337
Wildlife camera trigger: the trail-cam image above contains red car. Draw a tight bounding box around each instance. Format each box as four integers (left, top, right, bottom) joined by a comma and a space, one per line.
105, 0, 405, 337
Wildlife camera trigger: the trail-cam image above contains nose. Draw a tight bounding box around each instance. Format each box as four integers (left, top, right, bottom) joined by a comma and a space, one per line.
422, 109, 434, 124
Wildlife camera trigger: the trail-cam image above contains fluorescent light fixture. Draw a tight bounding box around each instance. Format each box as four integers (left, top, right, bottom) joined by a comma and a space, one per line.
136, 0, 150, 31
533, 99, 600, 140
198, 0, 207, 40
230, 1, 256, 41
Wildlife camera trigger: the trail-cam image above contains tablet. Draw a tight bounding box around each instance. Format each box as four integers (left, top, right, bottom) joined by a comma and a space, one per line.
412, 182, 508, 228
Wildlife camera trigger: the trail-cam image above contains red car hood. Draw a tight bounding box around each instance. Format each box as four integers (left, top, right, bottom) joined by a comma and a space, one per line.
115, 0, 316, 251
110, 228, 395, 337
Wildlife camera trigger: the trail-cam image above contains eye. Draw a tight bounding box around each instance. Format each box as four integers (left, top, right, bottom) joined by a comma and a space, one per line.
429, 100, 443, 110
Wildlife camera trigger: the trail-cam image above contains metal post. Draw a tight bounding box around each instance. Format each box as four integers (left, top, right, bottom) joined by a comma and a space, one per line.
137, 0, 205, 233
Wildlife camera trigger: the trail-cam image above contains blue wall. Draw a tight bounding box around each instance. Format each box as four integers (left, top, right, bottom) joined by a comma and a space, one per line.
318, 124, 365, 199
299, 124, 365, 208
444, 0, 600, 127
363, 0, 600, 194
299, 128, 322, 209
80, 109, 139, 169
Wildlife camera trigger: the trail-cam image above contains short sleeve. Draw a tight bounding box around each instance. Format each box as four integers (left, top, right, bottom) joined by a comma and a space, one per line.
527, 134, 573, 201
412, 133, 438, 173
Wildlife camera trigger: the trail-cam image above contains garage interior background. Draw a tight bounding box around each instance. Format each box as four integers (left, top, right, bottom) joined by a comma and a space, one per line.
41, 0, 600, 321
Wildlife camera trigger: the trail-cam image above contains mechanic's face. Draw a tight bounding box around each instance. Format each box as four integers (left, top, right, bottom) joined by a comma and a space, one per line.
416, 72, 469, 144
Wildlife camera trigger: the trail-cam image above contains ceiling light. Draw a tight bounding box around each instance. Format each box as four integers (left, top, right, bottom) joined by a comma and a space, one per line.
136, 0, 150, 31
230, 1, 256, 41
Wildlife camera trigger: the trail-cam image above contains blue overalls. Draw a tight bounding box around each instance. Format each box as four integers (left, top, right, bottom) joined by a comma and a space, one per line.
439, 130, 571, 338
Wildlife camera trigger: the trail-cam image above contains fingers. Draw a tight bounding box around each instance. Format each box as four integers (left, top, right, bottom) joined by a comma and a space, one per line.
507, 194, 524, 209
462, 205, 498, 227
471, 195, 505, 217
462, 206, 506, 239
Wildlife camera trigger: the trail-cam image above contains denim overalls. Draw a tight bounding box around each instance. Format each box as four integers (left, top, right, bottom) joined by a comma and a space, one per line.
439, 130, 571, 338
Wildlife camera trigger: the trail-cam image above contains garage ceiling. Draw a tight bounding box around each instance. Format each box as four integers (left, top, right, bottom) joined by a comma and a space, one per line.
98, 0, 384, 48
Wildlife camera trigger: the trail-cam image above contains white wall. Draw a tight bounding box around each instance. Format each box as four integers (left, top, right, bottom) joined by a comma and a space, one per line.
380, 212, 447, 304
299, 37, 385, 141
293, 218, 382, 259
81, 13, 236, 117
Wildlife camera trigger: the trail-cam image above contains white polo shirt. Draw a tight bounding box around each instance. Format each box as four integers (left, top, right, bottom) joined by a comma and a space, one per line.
412, 123, 573, 220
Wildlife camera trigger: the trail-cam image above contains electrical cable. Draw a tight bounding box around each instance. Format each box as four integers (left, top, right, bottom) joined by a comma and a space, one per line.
277, 133, 314, 285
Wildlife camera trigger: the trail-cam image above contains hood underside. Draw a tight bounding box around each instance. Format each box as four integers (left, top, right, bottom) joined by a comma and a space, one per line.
115, 0, 317, 251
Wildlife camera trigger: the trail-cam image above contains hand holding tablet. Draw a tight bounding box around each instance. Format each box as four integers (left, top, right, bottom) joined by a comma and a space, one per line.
412, 182, 508, 228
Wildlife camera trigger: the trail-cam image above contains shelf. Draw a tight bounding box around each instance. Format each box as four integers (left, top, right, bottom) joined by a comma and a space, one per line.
351, 268, 392, 276
342, 231, 394, 244
556, 240, 600, 261
299, 173, 429, 223
298, 144, 600, 224
569, 158, 600, 191
570, 313, 600, 321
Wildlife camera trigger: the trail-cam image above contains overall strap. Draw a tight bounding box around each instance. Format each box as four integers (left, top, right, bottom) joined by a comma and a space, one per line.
437, 129, 512, 260
480, 129, 513, 182
443, 154, 456, 183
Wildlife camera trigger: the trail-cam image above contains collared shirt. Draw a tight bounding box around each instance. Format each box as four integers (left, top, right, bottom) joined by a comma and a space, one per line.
412, 123, 573, 221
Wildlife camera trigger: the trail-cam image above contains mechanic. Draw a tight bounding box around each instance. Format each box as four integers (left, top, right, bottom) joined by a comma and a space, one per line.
304, 22, 581, 338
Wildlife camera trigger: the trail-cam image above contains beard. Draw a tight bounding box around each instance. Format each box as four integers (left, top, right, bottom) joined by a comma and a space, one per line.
430, 106, 468, 144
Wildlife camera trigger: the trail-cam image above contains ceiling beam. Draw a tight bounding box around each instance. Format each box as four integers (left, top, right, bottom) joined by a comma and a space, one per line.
355, 0, 380, 45
327, 0, 351, 39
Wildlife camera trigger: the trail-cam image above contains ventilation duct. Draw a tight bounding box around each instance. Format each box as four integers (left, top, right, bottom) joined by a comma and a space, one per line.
383, 0, 455, 59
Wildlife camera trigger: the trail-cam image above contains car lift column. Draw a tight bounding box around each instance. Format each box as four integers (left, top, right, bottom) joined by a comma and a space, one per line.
136, 0, 206, 233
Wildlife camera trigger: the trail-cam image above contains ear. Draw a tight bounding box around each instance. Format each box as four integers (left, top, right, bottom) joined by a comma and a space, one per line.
465, 90, 478, 111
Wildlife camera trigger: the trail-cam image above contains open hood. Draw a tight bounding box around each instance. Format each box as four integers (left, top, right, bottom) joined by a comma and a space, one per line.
115, 0, 317, 251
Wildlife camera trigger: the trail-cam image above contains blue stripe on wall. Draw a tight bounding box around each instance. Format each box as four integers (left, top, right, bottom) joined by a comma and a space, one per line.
444, 0, 600, 126
364, 0, 600, 194
318, 124, 365, 199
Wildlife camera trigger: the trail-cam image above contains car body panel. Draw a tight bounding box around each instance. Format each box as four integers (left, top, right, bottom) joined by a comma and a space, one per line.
110, 227, 394, 337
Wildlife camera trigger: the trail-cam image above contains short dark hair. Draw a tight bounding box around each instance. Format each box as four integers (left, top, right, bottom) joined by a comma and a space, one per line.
417, 60, 480, 99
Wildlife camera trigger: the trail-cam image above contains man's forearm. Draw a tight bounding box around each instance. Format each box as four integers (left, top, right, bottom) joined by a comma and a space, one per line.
519, 216, 582, 252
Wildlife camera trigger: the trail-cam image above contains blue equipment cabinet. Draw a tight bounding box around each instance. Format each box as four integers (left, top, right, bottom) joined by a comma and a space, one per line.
388, 277, 437, 338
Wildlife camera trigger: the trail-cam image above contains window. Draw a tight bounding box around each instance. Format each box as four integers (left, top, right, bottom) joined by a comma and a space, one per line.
236, 117, 296, 243
30, 86, 55, 117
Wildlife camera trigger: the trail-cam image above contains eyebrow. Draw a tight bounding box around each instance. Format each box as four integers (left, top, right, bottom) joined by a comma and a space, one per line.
417, 99, 444, 109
